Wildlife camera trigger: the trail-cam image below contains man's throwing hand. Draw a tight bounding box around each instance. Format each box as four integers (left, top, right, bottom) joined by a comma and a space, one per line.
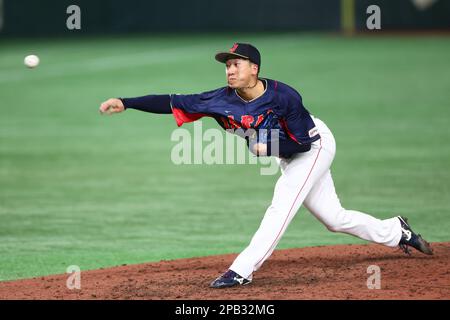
99, 98, 125, 115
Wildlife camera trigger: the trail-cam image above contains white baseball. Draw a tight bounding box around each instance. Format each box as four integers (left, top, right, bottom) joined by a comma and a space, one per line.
24, 55, 40, 68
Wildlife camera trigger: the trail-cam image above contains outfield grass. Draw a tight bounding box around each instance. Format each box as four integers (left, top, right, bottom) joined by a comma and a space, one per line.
0, 33, 449, 281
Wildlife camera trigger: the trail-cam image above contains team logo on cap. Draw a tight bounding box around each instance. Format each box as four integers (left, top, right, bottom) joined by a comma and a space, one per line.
230, 43, 239, 53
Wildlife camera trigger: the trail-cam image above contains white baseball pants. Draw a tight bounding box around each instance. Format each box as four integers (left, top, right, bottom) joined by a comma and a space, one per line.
230, 117, 402, 280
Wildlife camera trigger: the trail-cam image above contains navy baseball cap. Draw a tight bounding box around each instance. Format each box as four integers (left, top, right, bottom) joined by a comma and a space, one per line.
215, 43, 261, 68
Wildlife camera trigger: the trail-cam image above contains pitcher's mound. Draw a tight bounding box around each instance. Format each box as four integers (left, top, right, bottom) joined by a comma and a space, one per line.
1, 243, 449, 300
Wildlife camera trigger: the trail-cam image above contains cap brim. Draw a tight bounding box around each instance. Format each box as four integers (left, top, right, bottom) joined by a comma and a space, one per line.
215, 52, 250, 63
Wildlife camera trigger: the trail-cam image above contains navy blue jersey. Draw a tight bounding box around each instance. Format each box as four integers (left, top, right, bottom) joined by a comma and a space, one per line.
170, 78, 320, 152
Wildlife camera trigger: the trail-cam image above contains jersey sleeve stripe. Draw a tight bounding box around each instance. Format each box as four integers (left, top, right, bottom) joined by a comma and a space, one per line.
171, 107, 208, 127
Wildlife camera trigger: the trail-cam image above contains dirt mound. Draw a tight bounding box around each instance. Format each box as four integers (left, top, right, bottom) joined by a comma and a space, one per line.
0, 243, 449, 300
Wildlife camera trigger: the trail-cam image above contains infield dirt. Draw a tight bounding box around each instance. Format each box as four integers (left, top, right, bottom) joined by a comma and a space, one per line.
0, 243, 449, 300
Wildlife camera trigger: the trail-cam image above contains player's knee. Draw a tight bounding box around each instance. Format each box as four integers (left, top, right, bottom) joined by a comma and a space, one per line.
326, 225, 338, 232
324, 209, 348, 233
326, 223, 344, 233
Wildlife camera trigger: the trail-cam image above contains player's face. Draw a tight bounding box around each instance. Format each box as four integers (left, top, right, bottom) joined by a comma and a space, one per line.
225, 58, 258, 89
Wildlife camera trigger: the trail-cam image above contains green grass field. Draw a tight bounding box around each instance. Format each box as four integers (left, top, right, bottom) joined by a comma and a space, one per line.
1, 33, 449, 281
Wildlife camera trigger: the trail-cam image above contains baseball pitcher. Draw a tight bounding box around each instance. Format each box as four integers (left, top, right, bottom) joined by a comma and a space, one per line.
99, 43, 433, 289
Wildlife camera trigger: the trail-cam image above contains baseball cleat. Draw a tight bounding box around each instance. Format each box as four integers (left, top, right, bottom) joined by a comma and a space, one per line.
398, 216, 433, 255
210, 270, 251, 288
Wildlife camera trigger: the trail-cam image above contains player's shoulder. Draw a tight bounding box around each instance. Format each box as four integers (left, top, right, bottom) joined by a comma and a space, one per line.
199, 86, 231, 99
265, 78, 302, 102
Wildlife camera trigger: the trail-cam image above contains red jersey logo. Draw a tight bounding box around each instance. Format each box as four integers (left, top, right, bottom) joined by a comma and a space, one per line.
220, 110, 273, 129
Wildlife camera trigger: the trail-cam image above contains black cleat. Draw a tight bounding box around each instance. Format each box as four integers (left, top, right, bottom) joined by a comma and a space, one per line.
398, 216, 433, 255
210, 270, 251, 288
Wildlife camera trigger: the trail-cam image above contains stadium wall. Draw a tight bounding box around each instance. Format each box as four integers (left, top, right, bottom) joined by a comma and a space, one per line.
0, 0, 449, 36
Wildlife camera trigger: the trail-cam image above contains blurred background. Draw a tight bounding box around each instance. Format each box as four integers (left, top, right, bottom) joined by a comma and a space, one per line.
2, 0, 450, 35
0, 0, 449, 281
